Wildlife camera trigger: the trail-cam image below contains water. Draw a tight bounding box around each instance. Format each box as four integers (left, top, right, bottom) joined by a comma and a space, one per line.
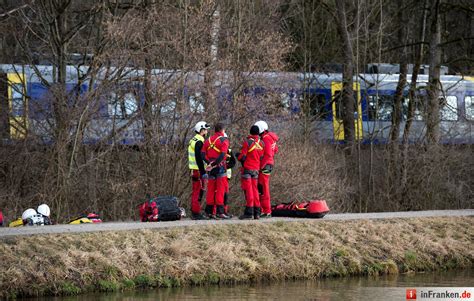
37, 269, 472, 301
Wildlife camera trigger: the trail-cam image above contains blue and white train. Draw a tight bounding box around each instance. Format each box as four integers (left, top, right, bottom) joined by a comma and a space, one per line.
1, 64, 473, 144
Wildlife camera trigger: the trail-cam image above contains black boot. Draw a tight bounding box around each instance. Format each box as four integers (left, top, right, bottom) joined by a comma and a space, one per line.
254, 207, 261, 220
205, 205, 216, 219
216, 205, 231, 219
239, 207, 254, 220
191, 212, 209, 220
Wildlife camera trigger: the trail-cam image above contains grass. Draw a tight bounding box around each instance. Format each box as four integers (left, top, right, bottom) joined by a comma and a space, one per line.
0, 216, 472, 298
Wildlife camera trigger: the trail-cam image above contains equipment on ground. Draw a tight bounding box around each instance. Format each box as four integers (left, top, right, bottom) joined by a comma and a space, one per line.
68, 213, 102, 224
138, 196, 182, 222
22, 208, 37, 221
271, 200, 329, 218
9, 218, 24, 227
25, 214, 46, 226
37, 204, 51, 217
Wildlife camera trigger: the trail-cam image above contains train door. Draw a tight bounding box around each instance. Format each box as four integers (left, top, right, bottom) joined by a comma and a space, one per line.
0, 72, 28, 139
331, 82, 362, 141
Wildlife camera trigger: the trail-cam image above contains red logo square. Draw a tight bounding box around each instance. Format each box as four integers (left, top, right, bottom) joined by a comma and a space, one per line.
406, 289, 417, 299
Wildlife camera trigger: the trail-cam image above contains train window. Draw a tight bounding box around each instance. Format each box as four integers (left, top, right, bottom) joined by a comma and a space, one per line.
465, 96, 474, 120
439, 96, 458, 121
367, 95, 393, 121
401, 97, 424, 120
301, 93, 328, 119
189, 92, 205, 114
123, 93, 138, 116
280, 93, 291, 109
108, 92, 138, 118
160, 99, 177, 115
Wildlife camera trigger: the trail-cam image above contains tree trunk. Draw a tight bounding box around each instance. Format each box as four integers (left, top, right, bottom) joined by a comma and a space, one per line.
390, 3, 408, 146
426, 0, 442, 144
335, 0, 355, 144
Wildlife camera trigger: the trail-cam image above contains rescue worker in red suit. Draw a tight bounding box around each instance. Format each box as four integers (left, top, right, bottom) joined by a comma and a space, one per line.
212, 136, 236, 217
237, 125, 265, 219
202, 123, 231, 219
254, 120, 279, 218
188, 121, 210, 220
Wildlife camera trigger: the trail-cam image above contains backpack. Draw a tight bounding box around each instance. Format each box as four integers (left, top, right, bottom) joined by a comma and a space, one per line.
154, 196, 182, 221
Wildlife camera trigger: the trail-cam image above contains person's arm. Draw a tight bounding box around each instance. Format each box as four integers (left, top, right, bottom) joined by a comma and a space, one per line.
227, 150, 236, 169
194, 141, 206, 175
273, 134, 279, 155
201, 139, 210, 164
237, 139, 249, 162
212, 137, 229, 166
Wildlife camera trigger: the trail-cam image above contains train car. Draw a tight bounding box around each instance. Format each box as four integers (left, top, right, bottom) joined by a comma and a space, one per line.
1, 64, 473, 144
242, 72, 474, 144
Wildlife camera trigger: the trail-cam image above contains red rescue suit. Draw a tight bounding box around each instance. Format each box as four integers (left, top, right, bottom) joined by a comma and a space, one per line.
258, 131, 279, 214
238, 135, 265, 209
202, 132, 229, 215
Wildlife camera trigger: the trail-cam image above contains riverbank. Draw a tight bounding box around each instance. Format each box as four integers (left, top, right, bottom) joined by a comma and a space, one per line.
0, 216, 472, 298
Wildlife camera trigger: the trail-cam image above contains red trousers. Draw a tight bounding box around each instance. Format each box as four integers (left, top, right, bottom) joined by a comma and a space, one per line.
258, 173, 271, 214
191, 170, 204, 214
206, 176, 227, 206
213, 177, 230, 215
241, 177, 260, 208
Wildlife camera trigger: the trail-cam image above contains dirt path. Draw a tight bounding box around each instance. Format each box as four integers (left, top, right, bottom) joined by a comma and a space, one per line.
0, 209, 472, 238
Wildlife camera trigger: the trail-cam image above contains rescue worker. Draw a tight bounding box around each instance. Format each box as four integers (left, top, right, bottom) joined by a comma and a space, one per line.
188, 121, 210, 220
254, 120, 279, 218
212, 134, 236, 216
224, 145, 236, 216
202, 122, 231, 219
237, 125, 265, 219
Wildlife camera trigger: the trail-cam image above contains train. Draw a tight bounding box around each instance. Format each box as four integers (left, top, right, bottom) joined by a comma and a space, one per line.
0, 63, 473, 144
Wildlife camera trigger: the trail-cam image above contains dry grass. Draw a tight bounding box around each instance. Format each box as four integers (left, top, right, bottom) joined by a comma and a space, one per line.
0, 216, 472, 298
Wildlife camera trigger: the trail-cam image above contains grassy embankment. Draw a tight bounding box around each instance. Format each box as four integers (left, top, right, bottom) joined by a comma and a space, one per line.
0, 216, 472, 298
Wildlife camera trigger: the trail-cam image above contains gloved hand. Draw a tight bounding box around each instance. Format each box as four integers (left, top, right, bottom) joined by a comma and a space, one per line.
200, 173, 208, 190
261, 164, 273, 175
205, 162, 214, 172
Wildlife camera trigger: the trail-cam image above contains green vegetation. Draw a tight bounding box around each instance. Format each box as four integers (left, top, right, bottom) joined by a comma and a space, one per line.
0, 216, 472, 298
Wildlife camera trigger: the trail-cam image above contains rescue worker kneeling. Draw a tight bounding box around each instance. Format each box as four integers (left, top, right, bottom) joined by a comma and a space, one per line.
237, 125, 265, 219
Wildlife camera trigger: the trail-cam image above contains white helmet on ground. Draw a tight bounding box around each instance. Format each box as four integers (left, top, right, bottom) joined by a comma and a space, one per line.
22, 208, 37, 221
194, 121, 210, 133
254, 120, 268, 134
37, 204, 51, 217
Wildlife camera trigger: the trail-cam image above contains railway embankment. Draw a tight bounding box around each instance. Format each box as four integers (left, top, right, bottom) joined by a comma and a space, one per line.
0, 215, 472, 298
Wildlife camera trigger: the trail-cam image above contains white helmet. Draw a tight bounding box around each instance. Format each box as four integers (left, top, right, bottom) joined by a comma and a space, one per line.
194, 121, 210, 133
254, 120, 268, 134
22, 208, 37, 221
37, 204, 51, 217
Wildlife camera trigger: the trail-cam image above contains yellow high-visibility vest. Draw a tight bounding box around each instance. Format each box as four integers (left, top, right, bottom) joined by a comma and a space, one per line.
188, 134, 205, 170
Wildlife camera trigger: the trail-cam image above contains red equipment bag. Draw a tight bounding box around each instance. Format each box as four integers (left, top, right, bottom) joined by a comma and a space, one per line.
138, 200, 159, 222
87, 213, 102, 223
0, 210, 3, 226
271, 200, 329, 218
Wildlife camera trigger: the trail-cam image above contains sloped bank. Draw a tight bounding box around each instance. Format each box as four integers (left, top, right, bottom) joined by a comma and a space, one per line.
0, 216, 472, 298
